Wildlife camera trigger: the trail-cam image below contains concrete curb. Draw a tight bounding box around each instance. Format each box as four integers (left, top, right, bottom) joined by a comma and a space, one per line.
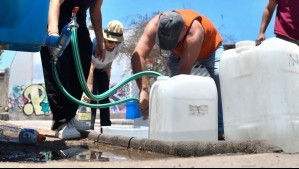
81, 130, 283, 157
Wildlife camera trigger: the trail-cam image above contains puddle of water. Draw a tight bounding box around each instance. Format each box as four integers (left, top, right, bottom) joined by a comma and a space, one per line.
0, 144, 174, 163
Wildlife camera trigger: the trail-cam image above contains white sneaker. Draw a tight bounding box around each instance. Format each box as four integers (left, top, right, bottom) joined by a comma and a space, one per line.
70, 118, 90, 131
55, 122, 81, 140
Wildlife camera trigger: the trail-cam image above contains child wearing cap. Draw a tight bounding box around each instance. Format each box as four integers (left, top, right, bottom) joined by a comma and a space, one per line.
83, 20, 124, 129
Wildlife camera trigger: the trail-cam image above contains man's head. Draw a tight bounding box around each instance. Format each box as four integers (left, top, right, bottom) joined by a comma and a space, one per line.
157, 11, 185, 50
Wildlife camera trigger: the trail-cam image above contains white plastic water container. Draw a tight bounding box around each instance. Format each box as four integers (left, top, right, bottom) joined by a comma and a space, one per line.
149, 75, 218, 141
220, 38, 299, 153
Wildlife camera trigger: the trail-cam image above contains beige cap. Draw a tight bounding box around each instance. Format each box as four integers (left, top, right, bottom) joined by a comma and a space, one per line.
103, 20, 124, 43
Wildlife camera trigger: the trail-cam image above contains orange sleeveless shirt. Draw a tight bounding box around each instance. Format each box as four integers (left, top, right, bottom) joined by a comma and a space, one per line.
172, 9, 222, 60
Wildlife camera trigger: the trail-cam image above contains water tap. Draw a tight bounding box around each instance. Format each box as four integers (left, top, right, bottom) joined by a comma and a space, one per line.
68, 7, 80, 31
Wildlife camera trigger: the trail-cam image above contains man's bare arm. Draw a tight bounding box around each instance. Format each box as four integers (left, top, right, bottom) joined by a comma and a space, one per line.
257, 0, 277, 44
131, 14, 160, 119
131, 15, 159, 91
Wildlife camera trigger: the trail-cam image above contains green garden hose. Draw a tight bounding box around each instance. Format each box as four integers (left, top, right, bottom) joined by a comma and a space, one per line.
70, 28, 163, 101
52, 27, 164, 108
52, 59, 139, 108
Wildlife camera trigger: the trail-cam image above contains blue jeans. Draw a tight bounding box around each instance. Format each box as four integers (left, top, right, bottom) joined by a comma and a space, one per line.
167, 43, 224, 133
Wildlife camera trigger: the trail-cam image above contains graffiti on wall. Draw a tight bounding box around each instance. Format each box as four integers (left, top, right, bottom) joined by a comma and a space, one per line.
8, 85, 24, 111
8, 82, 129, 116
8, 84, 50, 116
108, 83, 130, 114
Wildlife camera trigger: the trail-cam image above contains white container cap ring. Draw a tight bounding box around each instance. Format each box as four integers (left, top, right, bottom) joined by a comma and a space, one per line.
235, 40, 256, 53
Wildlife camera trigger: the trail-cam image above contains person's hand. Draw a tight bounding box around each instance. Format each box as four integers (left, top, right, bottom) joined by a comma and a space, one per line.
256, 34, 265, 46
47, 33, 60, 56
95, 41, 106, 62
82, 94, 91, 103
48, 32, 59, 36
139, 90, 149, 120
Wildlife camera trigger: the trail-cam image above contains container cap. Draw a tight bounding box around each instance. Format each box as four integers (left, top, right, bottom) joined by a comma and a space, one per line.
157, 76, 170, 81
37, 134, 46, 143
235, 40, 256, 53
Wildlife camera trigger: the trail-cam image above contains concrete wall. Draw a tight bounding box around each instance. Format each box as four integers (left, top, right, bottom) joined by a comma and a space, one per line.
7, 52, 51, 120
0, 69, 9, 108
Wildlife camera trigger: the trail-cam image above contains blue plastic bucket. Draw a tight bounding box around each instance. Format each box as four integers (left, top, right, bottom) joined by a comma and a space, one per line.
0, 0, 50, 52
126, 101, 141, 119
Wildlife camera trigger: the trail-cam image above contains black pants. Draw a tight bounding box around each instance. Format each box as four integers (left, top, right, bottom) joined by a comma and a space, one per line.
90, 68, 112, 129
40, 28, 92, 129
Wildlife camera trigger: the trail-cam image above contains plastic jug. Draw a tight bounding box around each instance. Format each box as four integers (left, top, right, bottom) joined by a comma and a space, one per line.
149, 75, 218, 141
0, 0, 50, 52
220, 38, 299, 153
0, 125, 46, 145
76, 106, 91, 121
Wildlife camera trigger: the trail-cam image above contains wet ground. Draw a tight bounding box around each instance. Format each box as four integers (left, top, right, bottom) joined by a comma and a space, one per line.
0, 121, 174, 163
1, 121, 299, 167
2, 137, 299, 168
0, 139, 174, 163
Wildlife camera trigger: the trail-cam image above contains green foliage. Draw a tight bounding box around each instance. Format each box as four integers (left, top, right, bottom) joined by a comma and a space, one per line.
121, 11, 170, 80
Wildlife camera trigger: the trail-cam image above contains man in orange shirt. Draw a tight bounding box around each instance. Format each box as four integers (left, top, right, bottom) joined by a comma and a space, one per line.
131, 9, 225, 140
